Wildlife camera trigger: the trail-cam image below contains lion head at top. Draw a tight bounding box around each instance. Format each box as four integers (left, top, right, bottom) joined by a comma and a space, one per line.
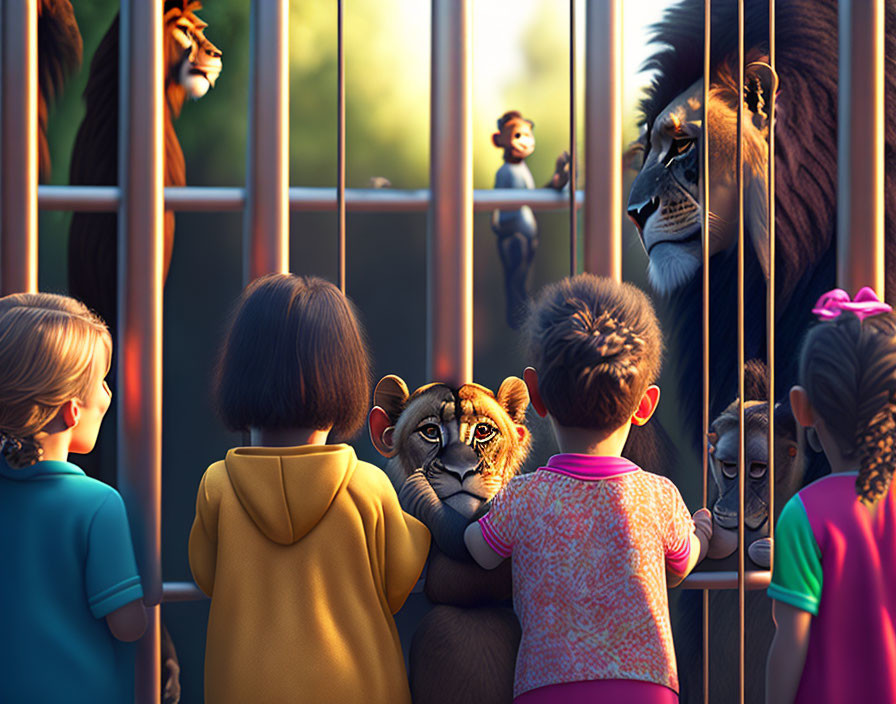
368, 375, 531, 519
164, 0, 222, 106
627, 0, 845, 299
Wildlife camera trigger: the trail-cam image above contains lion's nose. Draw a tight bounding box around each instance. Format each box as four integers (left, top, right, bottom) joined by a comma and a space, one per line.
627, 197, 660, 234
441, 443, 480, 482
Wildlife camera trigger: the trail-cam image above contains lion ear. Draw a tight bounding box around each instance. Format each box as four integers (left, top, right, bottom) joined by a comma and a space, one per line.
744, 61, 779, 134
496, 376, 529, 425
373, 375, 409, 423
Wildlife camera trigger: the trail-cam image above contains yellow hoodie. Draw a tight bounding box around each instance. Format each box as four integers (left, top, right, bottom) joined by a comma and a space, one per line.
189, 444, 430, 704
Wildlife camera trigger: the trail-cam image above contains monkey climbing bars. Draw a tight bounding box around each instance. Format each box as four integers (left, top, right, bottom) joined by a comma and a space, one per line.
0, 1, 886, 703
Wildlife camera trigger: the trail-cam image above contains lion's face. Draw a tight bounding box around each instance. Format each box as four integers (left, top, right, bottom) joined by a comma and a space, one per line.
627, 62, 776, 296
165, 2, 222, 100
370, 376, 531, 519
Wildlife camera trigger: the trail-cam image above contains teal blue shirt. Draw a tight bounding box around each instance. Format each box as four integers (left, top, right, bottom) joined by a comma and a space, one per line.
0, 459, 143, 703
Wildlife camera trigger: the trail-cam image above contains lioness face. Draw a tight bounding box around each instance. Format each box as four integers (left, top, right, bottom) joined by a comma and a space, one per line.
627, 70, 772, 296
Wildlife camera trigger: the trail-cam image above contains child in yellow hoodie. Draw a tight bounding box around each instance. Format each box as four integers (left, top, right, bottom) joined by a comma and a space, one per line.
189, 274, 430, 704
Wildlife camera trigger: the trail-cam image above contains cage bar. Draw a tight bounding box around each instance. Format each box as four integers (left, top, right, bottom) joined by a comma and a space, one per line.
37, 185, 584, 213
584, 0, 622, 281
0, 0, 38, 295
428, 0, 472, 386
337, 0, 346, 292
117, 1, 164, 701
244, 0, 289, 285
736, 2, 746, 702
701, 3, 712, 701
837, 0, 885, 297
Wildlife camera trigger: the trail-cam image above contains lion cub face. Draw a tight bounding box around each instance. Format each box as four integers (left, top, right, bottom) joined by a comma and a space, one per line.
369, 376, 531, 518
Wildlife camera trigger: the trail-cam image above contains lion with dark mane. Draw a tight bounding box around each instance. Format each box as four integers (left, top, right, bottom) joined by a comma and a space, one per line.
628, 1, 896, 701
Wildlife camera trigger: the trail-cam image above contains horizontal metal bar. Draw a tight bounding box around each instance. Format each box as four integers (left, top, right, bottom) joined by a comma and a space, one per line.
160, 570, 771, 603
678, 570, 771, 590
38, 185, 584, 214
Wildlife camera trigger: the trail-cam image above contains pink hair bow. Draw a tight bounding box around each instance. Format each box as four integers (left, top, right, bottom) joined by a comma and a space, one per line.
812, 287, 892, 322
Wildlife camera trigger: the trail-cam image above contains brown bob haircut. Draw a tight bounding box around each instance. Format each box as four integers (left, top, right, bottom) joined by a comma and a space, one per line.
214, 274, 371, 439
523, 274, 663, 431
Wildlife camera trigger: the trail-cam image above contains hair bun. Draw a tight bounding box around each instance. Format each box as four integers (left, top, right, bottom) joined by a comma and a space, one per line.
0, 431, 43, 468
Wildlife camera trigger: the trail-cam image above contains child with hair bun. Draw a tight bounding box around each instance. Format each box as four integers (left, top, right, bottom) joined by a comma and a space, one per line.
766, 287, 896, 703
465, 274, 712, 703
0, 293, 145, 703
189, 273, 430, 704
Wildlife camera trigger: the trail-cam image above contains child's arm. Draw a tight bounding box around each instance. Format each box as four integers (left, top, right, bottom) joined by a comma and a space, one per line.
766, 600, 812, 704
188, 472, 219, 596
463, 522, 506, 570
105, 599, 147, 642
378, 472, 431, 614
667, 507, 712, 588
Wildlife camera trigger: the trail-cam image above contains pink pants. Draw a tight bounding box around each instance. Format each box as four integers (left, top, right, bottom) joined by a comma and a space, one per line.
513, 679, 679, 704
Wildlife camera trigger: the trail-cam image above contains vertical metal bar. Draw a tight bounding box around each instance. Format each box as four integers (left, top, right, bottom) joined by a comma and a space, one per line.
118, 0, 163, 701
767, 0, 776, 567
428, 0, 472, 386
584, 0, 622, 281
837, 0, 885, 298
0, 0, 38, 295
701, 1, 711, 700
569, 0, 577, 276
337, 0, 346, 293
737, 2, 746, 703
244, 0, 289, 285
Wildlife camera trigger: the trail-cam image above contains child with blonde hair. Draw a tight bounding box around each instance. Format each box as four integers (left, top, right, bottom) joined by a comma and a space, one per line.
0, 293, 145, 703
189, 273, 430, 704
465, 274, 711, 703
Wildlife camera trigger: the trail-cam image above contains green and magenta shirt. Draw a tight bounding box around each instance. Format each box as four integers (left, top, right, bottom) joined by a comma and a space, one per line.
768, 473, 896, 703
479, 454, 694, 698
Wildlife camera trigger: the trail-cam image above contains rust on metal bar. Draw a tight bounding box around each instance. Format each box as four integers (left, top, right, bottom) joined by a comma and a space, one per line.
428, 0, 472, 387
244, 0, 289, 285
584, 0, 622, 280
117, 0, 164, 701
1, 0, 38, 295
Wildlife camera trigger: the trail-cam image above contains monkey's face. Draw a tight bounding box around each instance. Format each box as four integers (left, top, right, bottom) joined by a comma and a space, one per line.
495, 119, 535, 161
708, 403, 802, 533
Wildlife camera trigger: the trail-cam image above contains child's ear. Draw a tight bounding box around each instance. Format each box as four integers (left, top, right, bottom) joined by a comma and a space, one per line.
60, 399, 80, 430
523, 367, 548, 418
368, 407, 397, 458
631, 385, 660, 426
789, 386, 815, 428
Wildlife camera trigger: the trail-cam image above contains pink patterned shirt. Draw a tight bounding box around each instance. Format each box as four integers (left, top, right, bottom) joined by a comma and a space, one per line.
479, 454, 693, 698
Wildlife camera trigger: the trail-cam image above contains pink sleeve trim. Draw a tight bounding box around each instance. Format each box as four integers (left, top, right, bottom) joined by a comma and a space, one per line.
665, 533, 692, 574
479, 514, 512, 558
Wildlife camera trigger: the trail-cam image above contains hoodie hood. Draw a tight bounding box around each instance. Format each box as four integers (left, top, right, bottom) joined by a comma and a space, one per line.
225, 444, 356, 545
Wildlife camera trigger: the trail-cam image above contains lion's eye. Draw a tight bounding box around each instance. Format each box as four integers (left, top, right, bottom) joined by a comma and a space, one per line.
665, 137, 695, 165
473, 423, 496, 442
417, 424, 441, 443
